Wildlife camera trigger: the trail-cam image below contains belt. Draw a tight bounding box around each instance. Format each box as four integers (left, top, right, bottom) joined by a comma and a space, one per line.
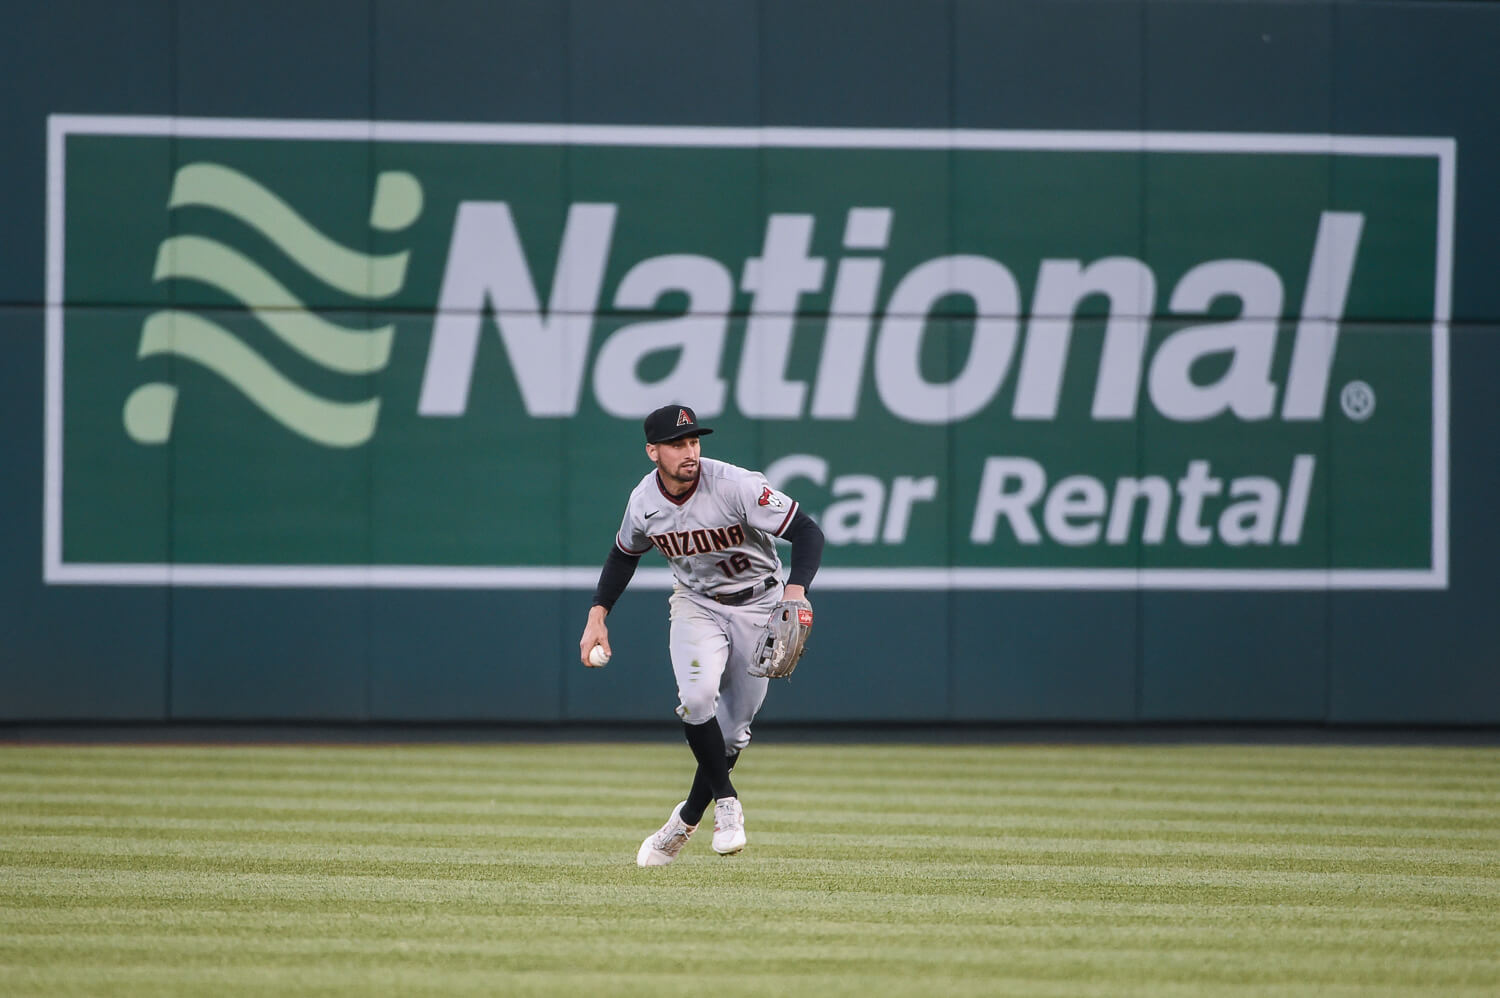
709, 577, 778, 606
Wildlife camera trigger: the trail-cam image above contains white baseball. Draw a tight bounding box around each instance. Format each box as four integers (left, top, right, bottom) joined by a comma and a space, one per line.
588, 644, 611, 667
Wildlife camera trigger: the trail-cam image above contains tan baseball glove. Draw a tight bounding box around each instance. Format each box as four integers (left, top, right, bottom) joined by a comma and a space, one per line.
749, 599, 813, 679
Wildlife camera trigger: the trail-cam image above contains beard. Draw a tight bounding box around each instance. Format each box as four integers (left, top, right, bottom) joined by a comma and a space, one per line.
660, 458, 699, 489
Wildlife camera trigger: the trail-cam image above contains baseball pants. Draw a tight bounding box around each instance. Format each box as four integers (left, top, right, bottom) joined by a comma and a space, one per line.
667, 583, 778, 752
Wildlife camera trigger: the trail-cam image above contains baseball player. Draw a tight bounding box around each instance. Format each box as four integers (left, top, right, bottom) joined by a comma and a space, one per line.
579, 403, 825, 866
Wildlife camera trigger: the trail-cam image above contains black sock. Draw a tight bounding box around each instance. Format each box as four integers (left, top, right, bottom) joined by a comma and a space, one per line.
682, 720, 735, 799
681, 751, 739, 827
680, 725, 738, 825
682, 766, 712, 827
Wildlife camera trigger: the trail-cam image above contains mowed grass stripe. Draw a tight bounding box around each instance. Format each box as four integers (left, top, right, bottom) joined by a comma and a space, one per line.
5, 859, 1495, 910
5, 930, 1498, 984
5, 788, 1494, 826
2, 743, 1497, 997
5, 743, 1497, 784
8, 968, 1493, 998
6, 832, 1497, 880
11, 756, 1500, 786
2, 922, 1497, 995
3, 881, 1496, 960
7, 897, 1495, 959
5, 769, 1493, 807
2, 894, 1500, 972
7, 741, 1497, 773
4, 818, 1496, 862
6, 808, 1497, 847
7, 744, 1495, 790
8, 901, 1497, 936
6, 849, 1498, 907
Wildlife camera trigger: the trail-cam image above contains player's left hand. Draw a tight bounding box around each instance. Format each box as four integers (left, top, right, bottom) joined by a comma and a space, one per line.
751, 589, 813, 679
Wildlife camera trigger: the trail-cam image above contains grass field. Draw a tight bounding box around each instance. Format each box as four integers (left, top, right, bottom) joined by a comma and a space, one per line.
2, 741, 1498, 997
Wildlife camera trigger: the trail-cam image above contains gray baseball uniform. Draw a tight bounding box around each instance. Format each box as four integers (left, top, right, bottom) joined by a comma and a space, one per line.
615, 457, 799, 749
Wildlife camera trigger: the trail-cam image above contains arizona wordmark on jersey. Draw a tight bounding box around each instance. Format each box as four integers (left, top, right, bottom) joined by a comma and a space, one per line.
616, 458, 799, 596
644, 524, 747, 558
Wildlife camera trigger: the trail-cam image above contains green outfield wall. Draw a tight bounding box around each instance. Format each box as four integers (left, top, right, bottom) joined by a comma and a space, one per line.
3, 0, 1498, 723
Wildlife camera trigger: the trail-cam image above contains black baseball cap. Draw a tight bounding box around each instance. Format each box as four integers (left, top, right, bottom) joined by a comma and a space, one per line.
644, 403, 714, 444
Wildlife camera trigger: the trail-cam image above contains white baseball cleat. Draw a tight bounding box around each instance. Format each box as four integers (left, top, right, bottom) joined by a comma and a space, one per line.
712, 796, 747, 855
636, 801, 696, 867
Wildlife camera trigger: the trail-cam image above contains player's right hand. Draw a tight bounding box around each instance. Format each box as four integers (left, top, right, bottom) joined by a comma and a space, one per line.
580, 607, 611, 667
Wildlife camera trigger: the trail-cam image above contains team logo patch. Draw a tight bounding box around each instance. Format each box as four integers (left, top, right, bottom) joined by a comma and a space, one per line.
758, 486, 784, 508
676, 408, 692, 426
797, 608, 814, 627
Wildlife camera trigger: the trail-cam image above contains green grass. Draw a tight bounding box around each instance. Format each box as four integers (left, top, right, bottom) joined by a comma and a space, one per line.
1, 742, 1497, 997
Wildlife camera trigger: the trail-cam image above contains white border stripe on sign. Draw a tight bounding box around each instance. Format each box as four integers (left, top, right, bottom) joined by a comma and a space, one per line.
43, 116, 1454, 591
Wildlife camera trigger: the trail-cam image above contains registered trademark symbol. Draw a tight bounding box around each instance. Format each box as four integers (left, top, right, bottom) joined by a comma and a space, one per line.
1340, 381, 1376, 421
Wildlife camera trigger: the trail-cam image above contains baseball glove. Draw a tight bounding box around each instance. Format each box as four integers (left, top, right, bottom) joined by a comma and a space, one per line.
750, 599, 813, 679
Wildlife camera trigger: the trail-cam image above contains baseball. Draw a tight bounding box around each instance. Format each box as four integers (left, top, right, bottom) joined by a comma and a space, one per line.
588, 644, 611, 667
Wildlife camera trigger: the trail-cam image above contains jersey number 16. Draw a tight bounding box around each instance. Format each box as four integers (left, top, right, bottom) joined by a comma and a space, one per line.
716, 552, 753, 577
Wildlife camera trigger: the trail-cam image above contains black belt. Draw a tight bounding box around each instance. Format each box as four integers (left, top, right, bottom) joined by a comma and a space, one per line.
710, 577, 778, 606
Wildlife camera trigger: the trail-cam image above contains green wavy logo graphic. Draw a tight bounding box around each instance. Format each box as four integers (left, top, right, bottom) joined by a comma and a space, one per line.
122, 162, 423, 448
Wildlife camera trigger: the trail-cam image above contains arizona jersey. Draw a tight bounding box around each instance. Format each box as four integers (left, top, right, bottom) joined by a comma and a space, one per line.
615, 457, 799, 596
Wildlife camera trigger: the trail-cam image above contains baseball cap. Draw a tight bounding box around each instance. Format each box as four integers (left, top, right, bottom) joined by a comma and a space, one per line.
644, 404, 714, 444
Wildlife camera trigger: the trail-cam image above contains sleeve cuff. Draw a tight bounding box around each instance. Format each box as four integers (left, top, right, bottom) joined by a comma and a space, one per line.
773, 500, 800, 537
617, 537, 653, 556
